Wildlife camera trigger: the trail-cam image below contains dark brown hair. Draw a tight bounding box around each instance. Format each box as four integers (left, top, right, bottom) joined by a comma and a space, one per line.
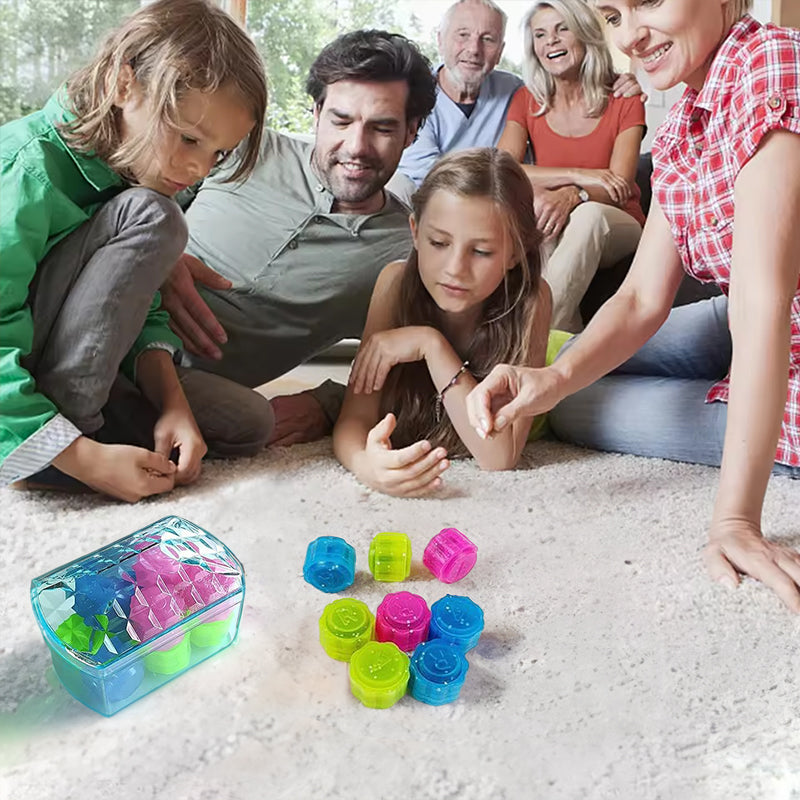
62, 0, 267, 182
305, 29, 437, 127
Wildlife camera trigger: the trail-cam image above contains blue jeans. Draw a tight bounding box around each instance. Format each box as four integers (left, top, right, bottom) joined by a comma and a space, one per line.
549, 295, 800, 478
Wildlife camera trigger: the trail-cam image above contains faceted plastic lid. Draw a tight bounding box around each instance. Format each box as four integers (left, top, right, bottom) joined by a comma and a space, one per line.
30, 516, 244, 666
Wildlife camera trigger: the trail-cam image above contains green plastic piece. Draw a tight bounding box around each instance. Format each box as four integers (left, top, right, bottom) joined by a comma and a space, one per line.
191, 612, 234, 648
55, 613, 105, 655
349, 641, 410, 709
319, 598, 374, 661
368, 532, 412, 582
143, 635, 191, 675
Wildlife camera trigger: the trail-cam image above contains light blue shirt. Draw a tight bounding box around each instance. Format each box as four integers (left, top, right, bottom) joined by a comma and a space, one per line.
397, 67, 524, 186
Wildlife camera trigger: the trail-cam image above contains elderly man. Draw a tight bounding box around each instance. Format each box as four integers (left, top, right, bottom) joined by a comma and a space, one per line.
398, 0, 518, 186
399, 0, 642, 186
161, 30, 437, 446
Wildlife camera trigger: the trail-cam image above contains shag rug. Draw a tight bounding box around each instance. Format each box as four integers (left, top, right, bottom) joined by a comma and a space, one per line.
2, 438, 799, 800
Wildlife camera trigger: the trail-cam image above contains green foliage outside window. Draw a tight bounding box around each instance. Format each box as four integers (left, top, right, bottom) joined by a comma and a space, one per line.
0, 0, 139, 124
0, 0, 519, 131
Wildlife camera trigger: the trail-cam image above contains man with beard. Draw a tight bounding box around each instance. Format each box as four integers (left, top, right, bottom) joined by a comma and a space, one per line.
161, 30, 437, 446
398, 0, 643, 187
398, 0, 520, 187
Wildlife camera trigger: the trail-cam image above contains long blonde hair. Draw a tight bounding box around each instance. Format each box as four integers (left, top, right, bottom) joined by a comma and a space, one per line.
381, 148, 543, 457
62, 0, 267, 183
522, 0, 615, 118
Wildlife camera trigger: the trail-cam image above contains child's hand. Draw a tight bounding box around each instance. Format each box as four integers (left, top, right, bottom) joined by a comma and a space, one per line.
349, 327, 440, 394
153, 407, 207, 485
52, 438, 177, 502
359, 413, 449, 497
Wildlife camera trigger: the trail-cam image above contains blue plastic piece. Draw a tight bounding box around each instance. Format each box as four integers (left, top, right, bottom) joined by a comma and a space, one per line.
408, 640, 469, 705
73, 572, 135, 620
428, 594, 484, 651
303, 536, 356, 593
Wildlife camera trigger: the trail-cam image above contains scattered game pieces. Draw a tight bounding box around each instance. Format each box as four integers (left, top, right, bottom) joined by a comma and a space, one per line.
408, 640, 470, 706
349, 641, 410, 709
368, 531, 412, 582
375, 591, 431, 653
423, 527, 478, 584
307, 527, 482, 708
429, 594, 484, 652
318, 598, 375, 661
303, 536, 356, 593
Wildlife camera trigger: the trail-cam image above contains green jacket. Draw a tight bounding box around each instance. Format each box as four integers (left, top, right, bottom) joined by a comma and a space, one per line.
0, 91, 181, 482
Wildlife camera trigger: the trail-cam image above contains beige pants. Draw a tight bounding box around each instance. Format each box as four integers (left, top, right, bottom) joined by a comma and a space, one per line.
542, 202, 643, 332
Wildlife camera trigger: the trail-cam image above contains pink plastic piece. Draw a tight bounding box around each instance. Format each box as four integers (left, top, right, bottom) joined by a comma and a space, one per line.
375, 591, 431, 653
128, 585, 183, 643
423, 528, 478, 584
133, 547, 184, 589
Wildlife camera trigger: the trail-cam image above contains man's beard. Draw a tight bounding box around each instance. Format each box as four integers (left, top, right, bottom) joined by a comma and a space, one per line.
312, 150, 385, 204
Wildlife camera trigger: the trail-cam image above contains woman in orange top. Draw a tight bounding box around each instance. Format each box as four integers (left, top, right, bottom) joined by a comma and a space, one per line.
498, 0, 645, 332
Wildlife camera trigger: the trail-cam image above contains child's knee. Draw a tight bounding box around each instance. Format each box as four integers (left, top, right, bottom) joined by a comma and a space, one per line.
121, 188, 188, 257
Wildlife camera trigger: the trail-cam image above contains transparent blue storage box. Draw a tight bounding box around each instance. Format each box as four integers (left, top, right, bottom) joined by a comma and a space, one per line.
30, 516, 245, 716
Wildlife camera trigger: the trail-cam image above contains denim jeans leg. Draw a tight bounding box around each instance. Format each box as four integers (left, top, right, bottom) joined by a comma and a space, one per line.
616, 294, 731, 379
550, 295, 732, 466
22, 188, 188, 434
550, 373, 728, 466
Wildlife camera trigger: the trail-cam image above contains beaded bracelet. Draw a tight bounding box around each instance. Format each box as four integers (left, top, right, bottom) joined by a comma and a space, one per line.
434, 361, 470, 423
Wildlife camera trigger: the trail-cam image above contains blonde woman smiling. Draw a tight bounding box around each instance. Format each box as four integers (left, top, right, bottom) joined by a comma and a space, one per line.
498, 0, 646, 331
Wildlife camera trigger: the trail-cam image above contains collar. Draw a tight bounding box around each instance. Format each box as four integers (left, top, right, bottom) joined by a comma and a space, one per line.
692, 14, 761, 112
44, 88, 125, 191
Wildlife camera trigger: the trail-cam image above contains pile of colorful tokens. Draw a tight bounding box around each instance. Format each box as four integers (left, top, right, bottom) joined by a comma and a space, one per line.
303, 527, 483, 709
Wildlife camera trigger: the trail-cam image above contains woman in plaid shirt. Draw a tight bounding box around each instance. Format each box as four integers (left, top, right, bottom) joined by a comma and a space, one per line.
465, 0, 800, 611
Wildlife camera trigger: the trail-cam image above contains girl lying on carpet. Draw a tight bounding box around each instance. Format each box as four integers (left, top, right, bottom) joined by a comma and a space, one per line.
466, 0, 800, 611
0, 0, 268, 502
333, 148, 552, 497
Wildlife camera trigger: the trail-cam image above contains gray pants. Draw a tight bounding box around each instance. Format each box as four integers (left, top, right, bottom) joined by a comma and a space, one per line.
23, 188, 273, 481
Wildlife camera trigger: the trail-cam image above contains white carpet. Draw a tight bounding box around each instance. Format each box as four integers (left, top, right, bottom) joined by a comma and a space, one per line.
2, 438, 799, 800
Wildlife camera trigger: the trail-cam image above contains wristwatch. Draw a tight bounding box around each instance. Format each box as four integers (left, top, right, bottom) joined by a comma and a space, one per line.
576, 186, 590, 203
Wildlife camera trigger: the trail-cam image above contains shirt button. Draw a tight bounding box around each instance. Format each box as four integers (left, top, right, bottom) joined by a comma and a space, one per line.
694, 144, 703, 155
288, 239, 298, 249
315, 184, 325, 192
314, 216, 323, 224
708, 215, 718, 227
767, 95, 783, 110
350, 229, 359, 238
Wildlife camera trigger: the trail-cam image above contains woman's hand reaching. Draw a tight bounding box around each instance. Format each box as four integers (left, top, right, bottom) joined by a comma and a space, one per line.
704, 518, 800, 613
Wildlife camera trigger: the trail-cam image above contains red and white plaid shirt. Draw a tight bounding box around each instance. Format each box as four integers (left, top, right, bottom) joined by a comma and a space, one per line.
652, 15, 800, 466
